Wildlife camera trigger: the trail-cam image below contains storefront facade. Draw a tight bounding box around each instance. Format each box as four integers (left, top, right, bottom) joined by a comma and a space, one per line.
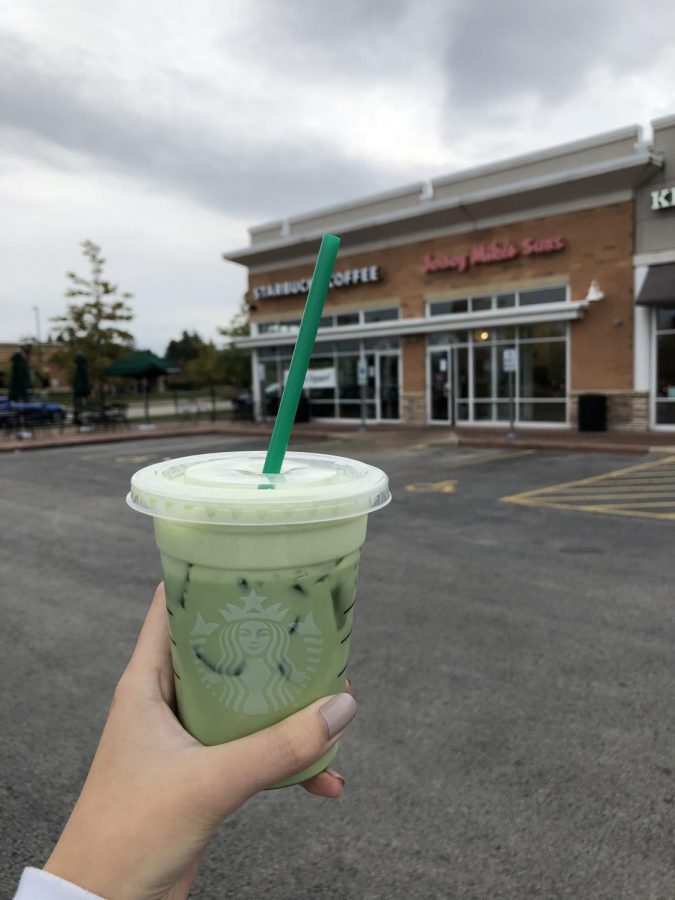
634, 115, 675, 428
225, 124, 667, 430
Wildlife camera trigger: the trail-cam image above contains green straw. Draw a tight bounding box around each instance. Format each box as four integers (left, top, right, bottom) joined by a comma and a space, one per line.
262, 233, 340, 475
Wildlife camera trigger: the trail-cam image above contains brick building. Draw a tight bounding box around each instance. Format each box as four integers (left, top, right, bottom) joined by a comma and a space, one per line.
0, 343, 68, 393
225, 119, 675, 431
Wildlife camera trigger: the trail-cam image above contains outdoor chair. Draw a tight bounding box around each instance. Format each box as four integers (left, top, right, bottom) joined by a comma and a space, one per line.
178, 399, 201, 423
0, 410, 19, 440
106, 402, 130, 429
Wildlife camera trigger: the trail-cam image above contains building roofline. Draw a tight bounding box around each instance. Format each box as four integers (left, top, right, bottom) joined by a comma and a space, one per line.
652, 113, 675, 132
249, 179, 426, 236
430, 125, 642, 189
223, 149, 661, 266
244, 125, 643, 242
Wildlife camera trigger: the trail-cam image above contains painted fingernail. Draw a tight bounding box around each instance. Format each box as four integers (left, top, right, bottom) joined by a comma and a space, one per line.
326, 768, 345, 786
319, 693, 357, 738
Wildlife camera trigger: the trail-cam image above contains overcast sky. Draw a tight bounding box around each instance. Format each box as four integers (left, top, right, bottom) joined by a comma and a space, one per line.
2, 0, 675, 353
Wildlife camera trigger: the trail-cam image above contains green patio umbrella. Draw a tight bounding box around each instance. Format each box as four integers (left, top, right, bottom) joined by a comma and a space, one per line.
106, 351, 178, 423
8, 352, 30, 402
72, 354, 91, 426
73, 354, 91, 396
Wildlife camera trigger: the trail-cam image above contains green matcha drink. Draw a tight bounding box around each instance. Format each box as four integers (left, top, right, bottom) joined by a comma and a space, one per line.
128, 450, 390, 785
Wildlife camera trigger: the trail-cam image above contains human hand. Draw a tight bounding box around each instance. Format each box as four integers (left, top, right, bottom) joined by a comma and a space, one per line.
43, 584, 357, 900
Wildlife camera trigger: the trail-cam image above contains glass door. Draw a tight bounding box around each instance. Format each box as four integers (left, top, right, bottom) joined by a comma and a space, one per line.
365, 353, 377, 420
430, 349, 451, 421
378, 353, 400, 420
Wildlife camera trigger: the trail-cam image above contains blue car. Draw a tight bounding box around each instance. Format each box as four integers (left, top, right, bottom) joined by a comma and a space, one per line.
0, 396, 68, 424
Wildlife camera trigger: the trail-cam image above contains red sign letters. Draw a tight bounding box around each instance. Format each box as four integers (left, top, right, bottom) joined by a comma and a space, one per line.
421, 236, 566, 275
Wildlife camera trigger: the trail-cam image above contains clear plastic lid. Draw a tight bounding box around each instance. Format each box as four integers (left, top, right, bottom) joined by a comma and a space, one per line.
127, 451, 390, 526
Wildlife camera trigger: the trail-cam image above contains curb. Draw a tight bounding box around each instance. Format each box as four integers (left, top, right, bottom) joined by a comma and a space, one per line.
0, 424, 332, 453
2, 423, 671, 456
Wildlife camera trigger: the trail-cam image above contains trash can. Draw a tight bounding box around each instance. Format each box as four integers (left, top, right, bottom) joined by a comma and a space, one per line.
578, 393, 607, 432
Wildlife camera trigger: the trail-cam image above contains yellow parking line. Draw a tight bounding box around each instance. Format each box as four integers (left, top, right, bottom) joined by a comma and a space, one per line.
502, 454, 675, 521
402, 449, 535, 481
430, 449, 535, 469
573, 507, 675, 521
405, 479, 457, 493
592, 500, 675, 508
537, 491, 675, 500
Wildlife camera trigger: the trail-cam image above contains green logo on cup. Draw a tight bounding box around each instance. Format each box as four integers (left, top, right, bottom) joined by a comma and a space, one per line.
190, 589, 323, 715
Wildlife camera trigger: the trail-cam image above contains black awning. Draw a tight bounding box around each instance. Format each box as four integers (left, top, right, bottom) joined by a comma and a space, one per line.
636, 263, 675, 305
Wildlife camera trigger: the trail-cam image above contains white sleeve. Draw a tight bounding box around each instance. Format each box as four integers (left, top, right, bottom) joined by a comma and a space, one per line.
13, 867, 105, 900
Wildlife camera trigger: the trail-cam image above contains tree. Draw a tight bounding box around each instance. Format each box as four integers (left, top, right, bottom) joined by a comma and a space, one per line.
217, 301, 251, 391
183, 342, 225, 421
51, 241, 135, 405
165, 331, 205, 367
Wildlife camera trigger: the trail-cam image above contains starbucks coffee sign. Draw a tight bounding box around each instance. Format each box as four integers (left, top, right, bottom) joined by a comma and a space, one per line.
650, 187, 675, 210
253, 265, 381, 301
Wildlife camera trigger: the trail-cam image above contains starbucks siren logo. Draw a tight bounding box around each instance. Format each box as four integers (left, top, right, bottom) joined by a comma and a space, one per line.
190, 589, 324, 715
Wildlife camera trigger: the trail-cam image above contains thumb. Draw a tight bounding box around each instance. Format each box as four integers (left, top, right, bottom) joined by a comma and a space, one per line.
202, 692, 357, 801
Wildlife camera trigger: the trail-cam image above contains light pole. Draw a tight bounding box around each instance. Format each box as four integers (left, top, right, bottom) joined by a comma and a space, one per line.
32, 305, 42, 344
31, 306, 44, 387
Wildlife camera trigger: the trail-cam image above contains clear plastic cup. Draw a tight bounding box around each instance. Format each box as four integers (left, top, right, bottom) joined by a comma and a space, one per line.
127, 450, 390, 785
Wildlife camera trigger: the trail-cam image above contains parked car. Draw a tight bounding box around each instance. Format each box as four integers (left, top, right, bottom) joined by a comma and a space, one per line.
232, 391, 254, 420
0, 396, 68, 424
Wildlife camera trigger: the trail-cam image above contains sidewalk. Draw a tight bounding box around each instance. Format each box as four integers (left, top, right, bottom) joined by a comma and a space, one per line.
2, 419, 675, 455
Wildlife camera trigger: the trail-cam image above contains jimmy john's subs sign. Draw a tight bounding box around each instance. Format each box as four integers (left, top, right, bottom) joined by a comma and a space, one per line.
422, 236, 566, 275
253, 264, 381, 301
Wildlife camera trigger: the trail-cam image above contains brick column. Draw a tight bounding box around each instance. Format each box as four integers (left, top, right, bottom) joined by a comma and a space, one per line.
401, 335, 427, 424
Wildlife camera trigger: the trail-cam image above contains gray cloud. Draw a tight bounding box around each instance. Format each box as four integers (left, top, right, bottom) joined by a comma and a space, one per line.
2, 0, 675, 353
0, 33, 399, 222
231, 0, 413, 82
443, 0, 675, 112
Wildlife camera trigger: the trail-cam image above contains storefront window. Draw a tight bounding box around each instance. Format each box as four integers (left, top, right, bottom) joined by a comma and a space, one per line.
656, 309, 675, 425
656, 308, 675, 330
519, 402, 566, 422
519, 322, 566, 339
519, 286, 566, 306
364, 337, 400, 350
336, 312, 359, 326
335, 339, 360, 352
519, 341, 565, 398
426, 285, 567, 317
471, 296, 492, 312
257, 308, 399, 334
428, 324, 567, 425
305, 356, 336, 418
473, 345, 492, 398
257, 319, 301, 334
494, 326, 516, 340
363, 307, 399, 322
428, 331, 469, 345
257, 339, 399, 421
338, 356, 359, 403
379, 355, 399, 420
429, 299, 468, 316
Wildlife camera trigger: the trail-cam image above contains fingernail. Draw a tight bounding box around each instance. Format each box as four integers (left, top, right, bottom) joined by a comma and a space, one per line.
319, 693, 357, 738
326, 768, 345, 786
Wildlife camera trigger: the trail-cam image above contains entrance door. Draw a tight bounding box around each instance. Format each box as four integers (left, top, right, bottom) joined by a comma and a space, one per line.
378, 353, 399, 420
430, 349, 452, 422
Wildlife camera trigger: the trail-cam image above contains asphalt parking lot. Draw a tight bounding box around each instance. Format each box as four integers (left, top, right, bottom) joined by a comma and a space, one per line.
2, 435, 675, 899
